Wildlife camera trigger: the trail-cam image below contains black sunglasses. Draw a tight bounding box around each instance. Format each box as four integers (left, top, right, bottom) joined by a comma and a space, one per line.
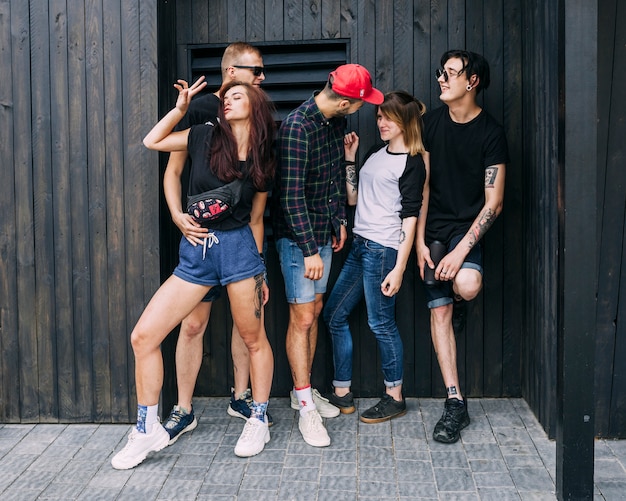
233, 65, 265, 77
435, 67, 465, 82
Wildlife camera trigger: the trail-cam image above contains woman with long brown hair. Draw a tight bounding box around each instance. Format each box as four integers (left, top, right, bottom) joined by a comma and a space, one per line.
112, 78, 276, 469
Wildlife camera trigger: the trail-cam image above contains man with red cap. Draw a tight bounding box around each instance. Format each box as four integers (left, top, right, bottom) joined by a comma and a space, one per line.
272, 64, 383, 447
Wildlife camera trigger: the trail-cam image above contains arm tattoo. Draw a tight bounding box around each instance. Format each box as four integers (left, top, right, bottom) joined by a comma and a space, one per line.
254, 273, 264, 319
485, 167, 498, 188
346, 164, 357, 193
468, 207, 497, 249
398, 230, 406, 244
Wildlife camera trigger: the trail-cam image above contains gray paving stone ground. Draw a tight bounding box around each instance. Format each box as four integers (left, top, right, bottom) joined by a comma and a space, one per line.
0, 397, 622, 500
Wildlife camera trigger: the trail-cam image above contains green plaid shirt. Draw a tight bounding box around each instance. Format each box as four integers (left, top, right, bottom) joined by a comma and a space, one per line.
272, 94, 347, 257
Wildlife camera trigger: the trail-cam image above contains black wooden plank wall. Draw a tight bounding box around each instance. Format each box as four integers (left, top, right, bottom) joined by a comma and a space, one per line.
160, 0, 525, 405
595, 0, 626, 438
0, 0, 159, 423
519, 1, 561, 437
4, 0, 620, 435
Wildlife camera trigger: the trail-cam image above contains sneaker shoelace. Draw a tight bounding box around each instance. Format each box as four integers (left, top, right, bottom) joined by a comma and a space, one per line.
167, 410, 184, 427
441, 403, 465, 429
306, 411, 325, 432
119, 428, 141, 452
239, 418, 263, 441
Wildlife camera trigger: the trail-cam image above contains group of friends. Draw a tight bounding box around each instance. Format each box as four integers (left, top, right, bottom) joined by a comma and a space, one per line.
111, 42, 508, 470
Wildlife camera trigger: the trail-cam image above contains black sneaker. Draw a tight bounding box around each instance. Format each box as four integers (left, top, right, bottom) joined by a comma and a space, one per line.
328, 391, 356, 414
227, 388, 274, 427
163, 405, 198, 445
452, 298, 467, 334
433, 398, 470, 443
359, 394, 407, 423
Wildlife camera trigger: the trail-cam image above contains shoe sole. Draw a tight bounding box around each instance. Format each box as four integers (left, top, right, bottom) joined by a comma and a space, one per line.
111, 433, 169, 470
227, 405, 249, 421
299, 428, 331, 447
359, 408, 407, 424
227, 405, 274, 427
167, 417, 198, 445
338, 405, 356, 414
432, 418, 470, 444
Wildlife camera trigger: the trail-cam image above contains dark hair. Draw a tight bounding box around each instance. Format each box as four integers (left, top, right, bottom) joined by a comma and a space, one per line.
208, 81, 276, 190
440, 50, 491, 94
377, 91, 427, 156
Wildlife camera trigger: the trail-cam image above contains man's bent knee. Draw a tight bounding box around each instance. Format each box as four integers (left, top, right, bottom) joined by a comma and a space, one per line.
454, 269, 482, 301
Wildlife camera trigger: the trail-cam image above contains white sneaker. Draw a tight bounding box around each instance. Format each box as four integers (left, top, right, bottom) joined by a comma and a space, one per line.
234, 417, 270, 457
298, 409, 331, 447
290, 388, 340, 418
111, 422, 169, 470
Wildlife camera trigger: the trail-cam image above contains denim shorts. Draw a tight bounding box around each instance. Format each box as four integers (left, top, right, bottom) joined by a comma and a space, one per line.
424, 233, 483, 309
276, 238, 333, 303
173, 225, 265, 287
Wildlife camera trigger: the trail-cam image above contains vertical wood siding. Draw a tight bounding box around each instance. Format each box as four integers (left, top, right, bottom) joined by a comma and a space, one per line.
596, 0, 626, 438
0, 0, 158, 423
2, 0, 620, 437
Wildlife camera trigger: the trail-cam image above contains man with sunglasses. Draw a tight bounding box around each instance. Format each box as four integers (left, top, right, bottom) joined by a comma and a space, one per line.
415, 50, 508, 443
272, 64, 383, 447
161, 42, 272, 445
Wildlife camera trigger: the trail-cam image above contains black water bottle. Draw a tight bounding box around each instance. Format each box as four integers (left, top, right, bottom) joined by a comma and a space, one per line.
423, 240, 447, 285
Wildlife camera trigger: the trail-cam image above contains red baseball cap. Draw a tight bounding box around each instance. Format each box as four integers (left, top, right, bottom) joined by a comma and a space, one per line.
329, 64, 384, 105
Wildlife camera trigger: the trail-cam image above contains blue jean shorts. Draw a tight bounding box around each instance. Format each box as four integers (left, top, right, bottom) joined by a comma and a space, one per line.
276, 238, 333, 304
173, 225, 265, 287
424, 233, 483, 309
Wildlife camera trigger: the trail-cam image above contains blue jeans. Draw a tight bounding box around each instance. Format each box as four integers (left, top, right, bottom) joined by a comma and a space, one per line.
323, 235, 403, 389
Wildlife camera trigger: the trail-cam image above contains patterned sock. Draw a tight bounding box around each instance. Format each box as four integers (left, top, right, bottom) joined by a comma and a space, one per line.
136, 404, 159, 433
250, 400, 268, 422
136, 404, 148, 433
295, 385, 316, 417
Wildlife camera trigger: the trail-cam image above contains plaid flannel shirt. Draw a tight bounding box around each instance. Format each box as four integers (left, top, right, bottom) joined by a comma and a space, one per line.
272, 94, 347, 257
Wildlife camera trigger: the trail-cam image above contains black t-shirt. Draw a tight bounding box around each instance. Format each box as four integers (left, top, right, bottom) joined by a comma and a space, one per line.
187, 124, 266, 230
423, 105, 509, 244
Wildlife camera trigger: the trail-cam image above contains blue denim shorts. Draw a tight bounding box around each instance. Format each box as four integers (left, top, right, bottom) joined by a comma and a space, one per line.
276, 238, 333, 303
173, 225, 265, 287
424, 233, 483, 309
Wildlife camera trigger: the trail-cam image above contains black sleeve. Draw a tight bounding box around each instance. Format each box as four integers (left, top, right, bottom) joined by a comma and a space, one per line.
399, 154, 426, 219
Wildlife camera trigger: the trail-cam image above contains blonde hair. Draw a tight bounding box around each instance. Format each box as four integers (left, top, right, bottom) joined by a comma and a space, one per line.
377, 91, 427, 156
221, 42, 262, 78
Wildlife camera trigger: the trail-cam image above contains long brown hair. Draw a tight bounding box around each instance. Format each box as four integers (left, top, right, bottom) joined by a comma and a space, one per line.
208, 81, 276, 189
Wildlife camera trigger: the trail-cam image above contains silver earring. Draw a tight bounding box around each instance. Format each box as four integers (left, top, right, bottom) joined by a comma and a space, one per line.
466, 84, 472, 91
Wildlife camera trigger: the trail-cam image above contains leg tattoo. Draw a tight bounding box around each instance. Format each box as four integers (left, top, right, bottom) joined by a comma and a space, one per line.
254, 273, 263, 319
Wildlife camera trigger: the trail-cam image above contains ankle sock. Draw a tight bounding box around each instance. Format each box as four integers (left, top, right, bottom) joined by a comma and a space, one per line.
295, 385, 316, 417
136, 404, 159, 433
250, 400, 268, 422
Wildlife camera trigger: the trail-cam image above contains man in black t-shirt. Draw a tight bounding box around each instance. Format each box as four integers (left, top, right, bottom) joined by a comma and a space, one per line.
161, 42, 272, 444
415, 50, 509, 444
